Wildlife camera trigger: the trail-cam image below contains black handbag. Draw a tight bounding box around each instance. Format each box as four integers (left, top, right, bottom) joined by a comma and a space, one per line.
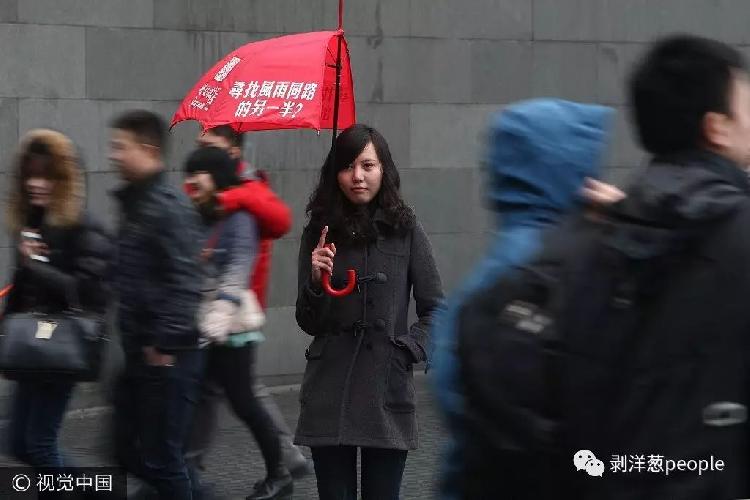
0, 302, 106, 382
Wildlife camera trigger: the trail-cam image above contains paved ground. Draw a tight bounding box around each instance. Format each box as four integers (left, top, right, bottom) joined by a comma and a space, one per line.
0, 373, 446, 499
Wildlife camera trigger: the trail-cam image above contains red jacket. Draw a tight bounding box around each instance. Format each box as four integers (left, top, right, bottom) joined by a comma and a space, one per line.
216, 171, 292, 309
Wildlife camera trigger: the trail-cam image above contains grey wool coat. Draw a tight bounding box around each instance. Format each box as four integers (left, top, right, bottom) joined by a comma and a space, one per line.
294, 214, 444, 450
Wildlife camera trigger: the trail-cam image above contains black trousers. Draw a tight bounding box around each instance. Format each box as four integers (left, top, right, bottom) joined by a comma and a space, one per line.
203, 343, 282, 475
113, 350, 204, 500
311, 446, 407, 500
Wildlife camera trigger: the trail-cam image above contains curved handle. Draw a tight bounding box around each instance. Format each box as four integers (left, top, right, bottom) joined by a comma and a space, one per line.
322, 269, 357, 297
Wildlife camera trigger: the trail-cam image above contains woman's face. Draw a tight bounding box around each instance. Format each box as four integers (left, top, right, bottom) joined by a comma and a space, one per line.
25, 176, 54, 208
184, 171, 216, 206
337, 142, 383, 205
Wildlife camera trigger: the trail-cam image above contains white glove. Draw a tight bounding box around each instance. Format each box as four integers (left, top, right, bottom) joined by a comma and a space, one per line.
200, 299, 237, 344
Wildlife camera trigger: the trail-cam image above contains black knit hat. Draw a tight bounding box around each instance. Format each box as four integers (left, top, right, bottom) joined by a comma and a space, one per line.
184, 146, 240, 191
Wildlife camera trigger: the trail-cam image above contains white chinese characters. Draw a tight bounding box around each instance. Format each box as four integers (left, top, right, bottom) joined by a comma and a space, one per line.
227, 80, 319, 119
609, 454, 725, 476
190, 84, 222, 111
17, 473, 115, 493
214, 56, 242, 82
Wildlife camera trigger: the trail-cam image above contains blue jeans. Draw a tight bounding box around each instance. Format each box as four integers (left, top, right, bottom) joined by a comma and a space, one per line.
311, 446, 407, 500
9, 380, 75, 468
114, 349, 204, 500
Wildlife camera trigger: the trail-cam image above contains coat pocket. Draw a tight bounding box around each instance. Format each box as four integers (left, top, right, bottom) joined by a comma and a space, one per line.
305, 335, 329, 360
300, 336, 330, 405
384, 343, 416, 413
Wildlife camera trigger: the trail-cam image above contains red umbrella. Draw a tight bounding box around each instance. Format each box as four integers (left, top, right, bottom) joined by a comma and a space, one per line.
171, 29, 355, 134
172, 2, 359, 298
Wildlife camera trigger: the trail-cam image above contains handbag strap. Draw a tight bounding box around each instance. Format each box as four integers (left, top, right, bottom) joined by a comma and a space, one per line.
202, 220, 227, 262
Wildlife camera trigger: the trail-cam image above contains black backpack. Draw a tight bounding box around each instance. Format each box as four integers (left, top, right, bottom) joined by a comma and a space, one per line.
455, 212, 748, 499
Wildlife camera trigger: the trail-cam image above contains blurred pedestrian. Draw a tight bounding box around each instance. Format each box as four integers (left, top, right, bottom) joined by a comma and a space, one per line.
572, 33, 750, 499
3, 129, 111, 469
430, 98, 614, 500
186, 126, 313, 488
450, 35, 750, 500
184, 146, 293, 500
109, 110, 204, 499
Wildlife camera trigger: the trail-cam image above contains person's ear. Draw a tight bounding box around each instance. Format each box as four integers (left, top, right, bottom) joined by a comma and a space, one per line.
703, 111, 733, 149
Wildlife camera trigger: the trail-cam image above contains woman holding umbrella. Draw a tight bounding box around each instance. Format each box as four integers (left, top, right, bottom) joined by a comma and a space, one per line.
295, 124, 444, 500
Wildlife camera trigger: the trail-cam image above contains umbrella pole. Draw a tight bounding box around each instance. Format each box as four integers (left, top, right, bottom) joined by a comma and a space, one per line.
331, 30, 343, 149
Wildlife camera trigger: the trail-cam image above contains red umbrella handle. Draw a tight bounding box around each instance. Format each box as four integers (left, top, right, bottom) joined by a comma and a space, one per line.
322, 269, 357, 297
0, 284, 12, 299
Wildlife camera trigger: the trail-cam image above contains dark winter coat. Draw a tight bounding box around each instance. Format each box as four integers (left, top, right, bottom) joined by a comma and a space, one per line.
4, 129, 111, 317
112, 171, 203, 355
575, 151, 750, 500
294, 212, 443, 450
4, 213, 111, 317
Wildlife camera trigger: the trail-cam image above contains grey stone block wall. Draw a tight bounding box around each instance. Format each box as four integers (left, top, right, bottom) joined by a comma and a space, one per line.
0, 0, 745, 379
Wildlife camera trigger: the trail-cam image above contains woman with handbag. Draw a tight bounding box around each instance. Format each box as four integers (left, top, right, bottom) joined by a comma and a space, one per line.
295, 124, 444, 500
2, 129, 111, 468
183, 146, 293, 500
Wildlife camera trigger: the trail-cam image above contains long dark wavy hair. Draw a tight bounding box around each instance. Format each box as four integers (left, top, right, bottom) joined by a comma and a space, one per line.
306, 124, 415, 243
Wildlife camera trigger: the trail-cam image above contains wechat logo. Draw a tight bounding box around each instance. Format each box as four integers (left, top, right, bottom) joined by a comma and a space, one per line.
574, 449, 604, 477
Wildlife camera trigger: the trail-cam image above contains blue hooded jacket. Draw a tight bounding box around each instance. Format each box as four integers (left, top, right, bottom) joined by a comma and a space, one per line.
430, 98, 613, 499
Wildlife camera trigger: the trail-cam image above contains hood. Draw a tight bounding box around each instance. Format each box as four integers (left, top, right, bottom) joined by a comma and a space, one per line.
6, 129, 84, 232
606, 150, 750, 258
485, 99, 614, 227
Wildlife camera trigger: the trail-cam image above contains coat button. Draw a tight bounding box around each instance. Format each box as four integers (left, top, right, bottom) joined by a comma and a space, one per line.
374, 318, 386, 330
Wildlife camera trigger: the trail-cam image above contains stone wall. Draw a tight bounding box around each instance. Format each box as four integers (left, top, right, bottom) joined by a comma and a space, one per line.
0, 0, 746, 381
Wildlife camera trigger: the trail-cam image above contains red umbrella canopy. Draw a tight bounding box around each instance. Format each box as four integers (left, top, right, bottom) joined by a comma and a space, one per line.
172, 30, 356, 133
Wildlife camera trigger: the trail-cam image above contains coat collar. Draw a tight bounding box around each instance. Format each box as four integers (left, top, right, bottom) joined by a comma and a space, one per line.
653, 149, 750, 194
372, 207, 394, 228
113, 170, 167, 205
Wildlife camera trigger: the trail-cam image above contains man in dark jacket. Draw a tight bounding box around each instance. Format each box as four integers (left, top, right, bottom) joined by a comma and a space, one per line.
459, 35, 750, 499
109, 110, 204, 500
574, 34, 750, 500
506, 35, 750, 500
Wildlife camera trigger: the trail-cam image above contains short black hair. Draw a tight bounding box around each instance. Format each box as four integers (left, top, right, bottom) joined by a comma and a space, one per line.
208, 125, 244, 149
629, 34, 747, 156
184, 146, 240, 191
110, 109, 167, 149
